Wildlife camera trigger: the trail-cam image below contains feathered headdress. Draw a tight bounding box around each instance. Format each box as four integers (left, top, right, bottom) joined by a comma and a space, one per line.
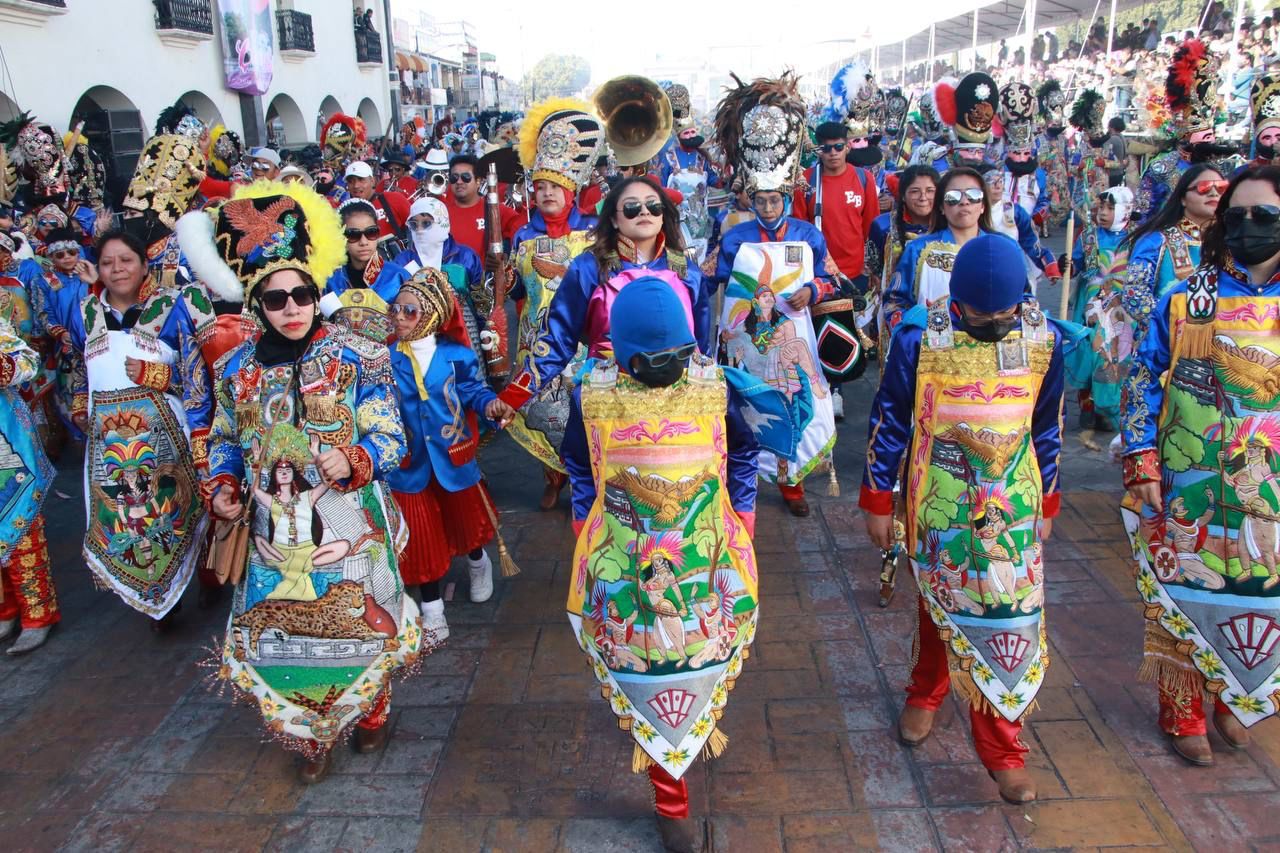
1069, 89, 1107, 138
1165, 39, 1217, 138
176, 180, 345, 303
319, 114, 367, 166
715, 71, 807, 195
1036, 80, 1067, 130
833, 60, 884, 138
207, 125, 243, 179
154, 100, 204, 141
637, 530, 687, 572
517, 97, 603, 192
934, 73, 997, 148
0, 111, 68, 200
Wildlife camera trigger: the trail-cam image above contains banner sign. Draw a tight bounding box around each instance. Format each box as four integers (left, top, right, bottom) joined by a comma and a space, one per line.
218, 0, 275, 96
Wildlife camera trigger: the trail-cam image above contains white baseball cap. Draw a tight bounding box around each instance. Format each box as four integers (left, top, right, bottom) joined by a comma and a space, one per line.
344, 161, 374, 179
248, 147, 281, 168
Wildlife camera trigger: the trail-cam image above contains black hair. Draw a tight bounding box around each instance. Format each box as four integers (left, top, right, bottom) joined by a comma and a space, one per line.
930, 167, 994, 233
95, 229, 148, 265
1124, 162, 1224, 251
814, 122, 849, 142
1108, 116, 1126, 133
1202, 165, 1280, 269
895, 164, 941, 239
590, 175, 685, 269
338, 199, 379, 224
449, 153, 481, 173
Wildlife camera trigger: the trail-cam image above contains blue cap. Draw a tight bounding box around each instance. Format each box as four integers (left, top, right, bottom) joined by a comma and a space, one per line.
949, 233, 1026, 313
610, 277, 696, 373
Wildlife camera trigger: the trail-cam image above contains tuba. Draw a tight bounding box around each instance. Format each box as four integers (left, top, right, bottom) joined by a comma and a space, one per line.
593, 76, 673, 168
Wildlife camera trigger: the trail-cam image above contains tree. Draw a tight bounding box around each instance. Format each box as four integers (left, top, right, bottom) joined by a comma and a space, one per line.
522, 55, 591, 102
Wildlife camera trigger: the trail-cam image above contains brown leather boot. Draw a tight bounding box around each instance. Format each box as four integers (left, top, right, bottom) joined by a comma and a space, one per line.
355, 722, 389, 754
1213, 711, 1250, 750
540, 475, 564, 511
656, 815, 707, 853
897, 705, 936, 747
1170, 733, 1214, 766
988, 767, 1037, 804
298, 749, 333, 784
784, 495, 810, 517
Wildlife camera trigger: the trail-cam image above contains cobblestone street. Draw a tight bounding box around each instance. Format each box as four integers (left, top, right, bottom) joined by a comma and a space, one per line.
2, 373, 1279, 852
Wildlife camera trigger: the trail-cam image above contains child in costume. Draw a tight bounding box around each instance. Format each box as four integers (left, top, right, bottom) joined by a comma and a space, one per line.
387, 267, 511, 641
562, 279, 760, 853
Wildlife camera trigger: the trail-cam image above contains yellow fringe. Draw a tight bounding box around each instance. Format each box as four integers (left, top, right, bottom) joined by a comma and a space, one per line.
1181, 321, 1215, 360
632, 742, 655, 773
701, 727, 729, 761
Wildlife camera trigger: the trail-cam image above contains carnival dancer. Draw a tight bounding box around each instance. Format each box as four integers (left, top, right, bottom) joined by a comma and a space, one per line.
1136, 39, 1234, 223
999, 83, 1050, 229
54, 227, 213, 629
1035, 80, 1072, 231
866, 165, 938, 357
320, 113, 367, 175
977, 165, 1060, 291
1246, 76, 1280, 170
0, 112, 79, 230
863, 233, 1070, 805
392, 197, 490, 373
28, 226, 90, 441
0, 272, 58, 654
199, 183, 424, 783
387, 268, 509, 641
1122, 163, 1223, 338
933, 73, 1000, 170
563, 278, 759, 853
501, 98, 603, 511
658, 82, 720, 264
342, 162, 410, 249
319, 199, 411, 345
713, 72, 838, 518
1120, 166, 1280, 766
1064, 187, 1136, 437
1067, 89, 1124, 231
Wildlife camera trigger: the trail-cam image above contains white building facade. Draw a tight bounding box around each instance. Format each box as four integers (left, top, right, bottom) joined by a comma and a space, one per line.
1, 0, 395, 200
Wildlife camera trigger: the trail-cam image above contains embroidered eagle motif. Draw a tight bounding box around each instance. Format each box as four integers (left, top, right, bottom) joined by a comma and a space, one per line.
225, 197, 299, 262
1212, 337, 1280, 402
607, 468, 715, 525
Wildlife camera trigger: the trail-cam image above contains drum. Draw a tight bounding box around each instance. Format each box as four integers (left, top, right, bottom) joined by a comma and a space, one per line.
810, 297, 867, 383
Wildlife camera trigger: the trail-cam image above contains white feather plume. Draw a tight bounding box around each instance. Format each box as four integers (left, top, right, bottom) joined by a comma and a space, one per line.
176, 209, 244, 304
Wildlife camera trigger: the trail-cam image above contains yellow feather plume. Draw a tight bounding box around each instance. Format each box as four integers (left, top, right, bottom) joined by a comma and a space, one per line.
231, 179, 347, 291
518, 97, 595, 169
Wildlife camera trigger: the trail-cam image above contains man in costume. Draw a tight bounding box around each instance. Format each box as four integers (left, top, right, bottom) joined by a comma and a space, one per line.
563, 278, 758, 853
999, 83, 1050, 229
1034, 80, 1072, 233
1246, 75, 1280, 169
494, 98, 603, 510
714, 71, 839, 518
1136, 39, 1232, 223
659, 82, 720, 264
862, 233, 1069, 805
1120, 168, 1280, 765
908, 90, 950, 173
934, 73, 1001, 170
321, 114, 367, 175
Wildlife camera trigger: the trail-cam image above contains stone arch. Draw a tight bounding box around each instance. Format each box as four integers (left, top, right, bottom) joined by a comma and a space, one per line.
357, 97, 381, 137
317, 95, 344, 140
265, 92, 307, 147
176, 90, 225, 129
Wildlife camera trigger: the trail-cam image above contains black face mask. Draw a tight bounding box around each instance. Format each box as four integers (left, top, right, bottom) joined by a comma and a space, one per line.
965, 318, 1019, 343
314, 177, 335, 194
847, 145, 883, 167
1188, 141, 1239, 163
680, 135, 704, 149
629, 358, 687, 388
1005, 157, 1038, 176
1225, 219, 1280, 265
1257, 143, 1277, 160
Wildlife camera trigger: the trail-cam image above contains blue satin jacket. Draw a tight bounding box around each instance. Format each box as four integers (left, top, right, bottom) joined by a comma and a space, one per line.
325, 258, 411, 304
861, 304, 1066, 502
1121, 222, 1201, 337
562, 375, 759, 522
1121, 265, 1280, 454
508, 208, 598, 303
713, 217, 834, 303
386, 339, 497, 494
392, 237, 483, 288
659, 142, 720, 187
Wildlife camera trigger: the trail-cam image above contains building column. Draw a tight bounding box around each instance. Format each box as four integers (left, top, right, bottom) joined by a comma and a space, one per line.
239, 93, 267, 148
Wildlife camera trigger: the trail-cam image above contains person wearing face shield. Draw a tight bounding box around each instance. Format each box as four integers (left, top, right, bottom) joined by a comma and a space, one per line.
391, 197, 489, 374
560, 278, 759, 853
862, 233, 1069, 806
1063, 187, 1136, 435
1120, 165, 1280, 768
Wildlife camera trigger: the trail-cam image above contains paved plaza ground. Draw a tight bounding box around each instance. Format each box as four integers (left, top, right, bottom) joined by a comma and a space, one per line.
2, 361, 1279, 852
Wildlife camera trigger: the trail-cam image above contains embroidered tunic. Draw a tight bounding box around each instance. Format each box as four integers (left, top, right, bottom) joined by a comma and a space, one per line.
1065, 227, 1133, 423
568, 357, 758, 778
1120, 262, 1280, 727
861, 300, 1066, 720
1123, 220, 1202, 338
207, 323, 423, 752
0, 318, 53, 570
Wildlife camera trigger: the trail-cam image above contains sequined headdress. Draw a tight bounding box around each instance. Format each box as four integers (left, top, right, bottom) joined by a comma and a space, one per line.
320, 114, 367, 167
1035, 80, 1067, 131
828, 61, 885, 139
0, 112, 69, 201
1165, 39, 1217, 138
63, 128, 106, 207
999, 82, 1038, 151
518, 98, 604, 192
883, 87, 910, 135
176, 181, 345, 303
207, 125, 244, 180
661, 82, 694, 131
1069, 89, 1107, 139
1252, 75, 1280, 137
122, 133, 205, 230
933, 73, 998, 149
714, 71, 807, 195
155, 100, 206, 143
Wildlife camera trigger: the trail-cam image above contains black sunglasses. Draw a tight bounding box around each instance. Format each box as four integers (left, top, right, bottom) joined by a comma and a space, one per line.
343, 226, 380, 242
943, 188, 986, 206
388, 304, 420, 317
260, 284, 319, 312
635, 343, 696, 369
1223, 204, 1280, 226
820, 142, 847, 153
449, 173, 474, 184
621, 199, 664, 220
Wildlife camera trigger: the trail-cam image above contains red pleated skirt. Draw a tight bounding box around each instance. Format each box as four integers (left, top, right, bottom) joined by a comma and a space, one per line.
392, 479, 496, 585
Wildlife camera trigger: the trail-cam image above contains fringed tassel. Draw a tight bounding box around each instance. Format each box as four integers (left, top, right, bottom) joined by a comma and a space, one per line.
701, 727, 729, 761
1182, 322, 1215, 360
632, 742, 655, 773
478, 483, 520, 577
826, 454, 840, 497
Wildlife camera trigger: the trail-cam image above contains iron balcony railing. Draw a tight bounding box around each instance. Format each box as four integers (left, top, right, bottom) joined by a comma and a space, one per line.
355, 26, 383, 64
277, 8, 314, 52
153, 0, 213, 35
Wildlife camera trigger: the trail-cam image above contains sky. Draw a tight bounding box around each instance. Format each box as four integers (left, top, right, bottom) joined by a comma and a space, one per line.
389, 0, 987, 83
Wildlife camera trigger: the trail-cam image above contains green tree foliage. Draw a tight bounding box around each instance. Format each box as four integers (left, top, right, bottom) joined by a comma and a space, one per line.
522, 55, 592, 101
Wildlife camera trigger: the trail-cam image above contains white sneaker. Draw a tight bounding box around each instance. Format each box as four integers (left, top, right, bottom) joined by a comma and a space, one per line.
419, 598, 449, 642
832, 389, 845, 421
468, 551, 494, 603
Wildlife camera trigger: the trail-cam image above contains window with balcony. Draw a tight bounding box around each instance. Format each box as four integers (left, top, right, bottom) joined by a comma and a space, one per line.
0, 0, 67, 28
355, 27, 383, 65
277, 8, 314, 54
153, 0, 213, 36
